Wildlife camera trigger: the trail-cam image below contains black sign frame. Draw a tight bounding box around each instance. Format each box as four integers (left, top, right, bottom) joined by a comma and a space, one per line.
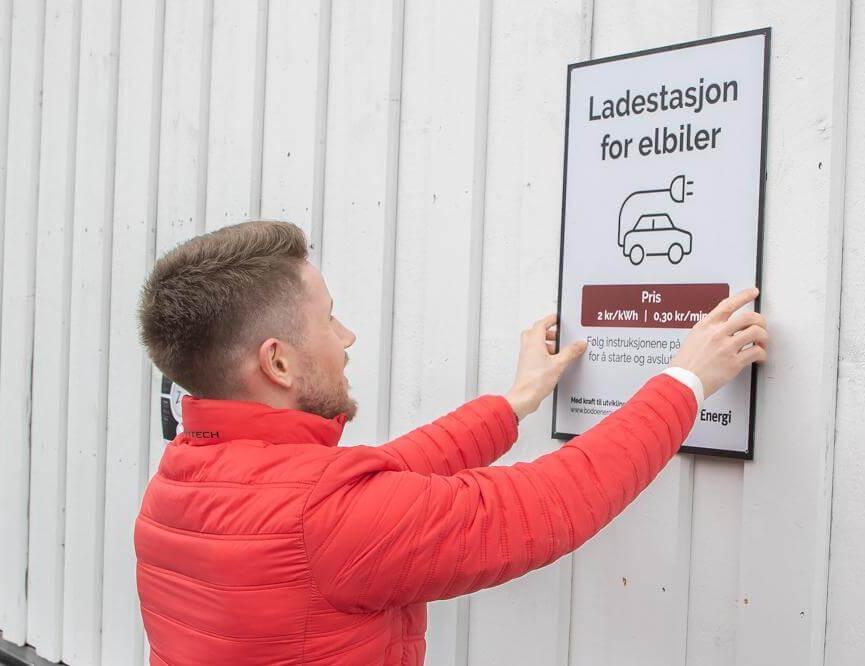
551, 28, 771, 461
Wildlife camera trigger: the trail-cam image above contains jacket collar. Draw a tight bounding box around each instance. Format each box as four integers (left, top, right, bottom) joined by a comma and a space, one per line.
178, 395, 347, 447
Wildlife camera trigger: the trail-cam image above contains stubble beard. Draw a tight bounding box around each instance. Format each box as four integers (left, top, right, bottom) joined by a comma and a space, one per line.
294, 355, 358, 422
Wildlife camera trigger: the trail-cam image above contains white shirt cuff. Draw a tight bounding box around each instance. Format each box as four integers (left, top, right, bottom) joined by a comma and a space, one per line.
661, 367, 705, 410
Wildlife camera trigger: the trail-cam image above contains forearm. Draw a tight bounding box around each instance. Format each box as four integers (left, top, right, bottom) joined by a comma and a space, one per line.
439, 373, 698, 596
306, 374, 697, 612
378, 394, 519, 475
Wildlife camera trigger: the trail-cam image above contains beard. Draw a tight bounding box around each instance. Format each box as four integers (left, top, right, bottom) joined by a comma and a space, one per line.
294, 354, 358, 422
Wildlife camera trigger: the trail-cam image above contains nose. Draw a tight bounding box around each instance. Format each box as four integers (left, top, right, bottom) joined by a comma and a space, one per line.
341, 324, 356, 348
334, 317, 356, 348
346, 329, 357, 348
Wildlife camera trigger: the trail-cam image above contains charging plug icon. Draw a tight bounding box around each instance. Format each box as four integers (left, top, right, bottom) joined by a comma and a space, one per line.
617, 175, 694, 266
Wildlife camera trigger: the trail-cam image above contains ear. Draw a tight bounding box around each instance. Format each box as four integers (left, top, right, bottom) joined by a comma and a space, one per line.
257, 337, 298, 389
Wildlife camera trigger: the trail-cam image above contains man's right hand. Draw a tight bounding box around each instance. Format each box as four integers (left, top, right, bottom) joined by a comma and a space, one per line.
505, 314, 588, 421
669, 287, 768, 398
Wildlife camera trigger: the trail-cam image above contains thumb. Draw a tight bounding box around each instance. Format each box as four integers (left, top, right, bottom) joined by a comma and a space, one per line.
557, 339, 587, 364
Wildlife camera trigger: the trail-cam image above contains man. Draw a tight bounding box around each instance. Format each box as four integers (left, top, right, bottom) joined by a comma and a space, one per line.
135, 220, 767, 665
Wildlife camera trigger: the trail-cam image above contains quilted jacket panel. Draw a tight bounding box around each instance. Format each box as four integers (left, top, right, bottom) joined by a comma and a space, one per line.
135, 374, 696, 664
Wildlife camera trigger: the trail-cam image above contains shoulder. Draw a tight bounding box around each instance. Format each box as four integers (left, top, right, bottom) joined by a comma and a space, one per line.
156, 439, 350, 485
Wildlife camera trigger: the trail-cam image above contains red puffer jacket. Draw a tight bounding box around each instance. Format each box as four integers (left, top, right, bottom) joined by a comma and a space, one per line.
135, 374, 696, 665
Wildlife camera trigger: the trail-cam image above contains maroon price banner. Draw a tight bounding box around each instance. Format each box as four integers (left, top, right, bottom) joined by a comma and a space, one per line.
581, 283, 730, 329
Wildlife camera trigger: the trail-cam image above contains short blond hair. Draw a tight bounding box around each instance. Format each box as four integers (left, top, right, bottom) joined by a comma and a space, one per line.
138, 220, 309, 397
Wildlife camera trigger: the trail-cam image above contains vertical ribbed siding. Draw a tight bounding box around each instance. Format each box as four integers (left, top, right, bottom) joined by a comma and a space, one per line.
26, 1, 81, 659
61, 0, 122, 662
100, 2, 166, 664
0, 0, 45, 648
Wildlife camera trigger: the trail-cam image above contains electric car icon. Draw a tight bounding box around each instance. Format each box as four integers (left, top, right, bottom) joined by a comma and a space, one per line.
617, 174, 695, 266
622, 213, 693, 266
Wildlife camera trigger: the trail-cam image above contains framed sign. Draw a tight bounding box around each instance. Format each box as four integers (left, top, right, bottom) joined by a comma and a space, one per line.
552, 28, 770, 459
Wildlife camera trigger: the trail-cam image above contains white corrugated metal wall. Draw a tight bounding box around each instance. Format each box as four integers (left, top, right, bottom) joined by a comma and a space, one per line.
0, 1, 861, 665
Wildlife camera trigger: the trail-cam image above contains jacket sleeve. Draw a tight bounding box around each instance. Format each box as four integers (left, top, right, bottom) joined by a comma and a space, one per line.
376, 394, 519, 475
303, 374, 696, 613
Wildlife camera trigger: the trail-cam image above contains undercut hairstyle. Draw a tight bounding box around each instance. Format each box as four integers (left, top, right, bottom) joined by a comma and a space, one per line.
138, 220, 310, 398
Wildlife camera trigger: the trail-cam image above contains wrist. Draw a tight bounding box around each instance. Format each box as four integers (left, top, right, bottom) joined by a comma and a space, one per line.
505, 388, 534, 422
662, 367, 705, 409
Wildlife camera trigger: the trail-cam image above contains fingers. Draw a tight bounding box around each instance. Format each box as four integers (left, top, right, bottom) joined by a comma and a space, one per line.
522, 313, 557, 344
533, 313, 558, 334
724, 310, 767, 336
555, 339, 587, 363
706, 287, 759, 324
738, 343, 767, 367
526, 314, 584, 363
546, 336, 586, 360
731, 324, 769, 350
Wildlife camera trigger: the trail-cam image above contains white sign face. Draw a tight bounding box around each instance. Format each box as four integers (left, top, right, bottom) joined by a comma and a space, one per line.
553, 29, 769, 458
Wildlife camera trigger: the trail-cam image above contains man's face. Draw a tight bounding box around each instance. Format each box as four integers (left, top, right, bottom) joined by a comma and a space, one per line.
292, 261, 358, 421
